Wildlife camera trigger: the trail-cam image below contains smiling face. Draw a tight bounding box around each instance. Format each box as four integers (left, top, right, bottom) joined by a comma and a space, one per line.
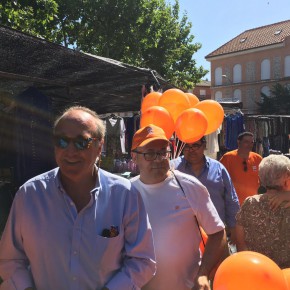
54, 109, 103, 183
183, 140, 206, 165
132, 139, 171, 184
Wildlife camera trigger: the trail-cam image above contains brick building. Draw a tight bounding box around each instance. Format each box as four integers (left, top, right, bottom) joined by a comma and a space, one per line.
206, 19, 290, 113
189, 80, 211, 100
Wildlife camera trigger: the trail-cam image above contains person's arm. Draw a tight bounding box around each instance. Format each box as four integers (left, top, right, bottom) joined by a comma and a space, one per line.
104, 187, 156, 290
268, 191, 290, 211
221, 165, 240, 244
192, 230, 227, 290
0, 192, 35, 290
235, 224, 248, 251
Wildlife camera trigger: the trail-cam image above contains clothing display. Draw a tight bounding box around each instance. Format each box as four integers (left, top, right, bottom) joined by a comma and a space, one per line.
244, 115, 290, 156
131, 170, 224, 290
220, 150, 262, 204
204, 129, 220, 159
236, 194, 290, 268
105, 115, 126, 158
223, 110, 245, 150
0, 167, 155, 290
171, 156, 240, 228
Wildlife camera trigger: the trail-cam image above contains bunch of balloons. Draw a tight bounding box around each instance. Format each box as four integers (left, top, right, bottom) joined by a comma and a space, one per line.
213, 251, 289, 290
140, 88, 224, 149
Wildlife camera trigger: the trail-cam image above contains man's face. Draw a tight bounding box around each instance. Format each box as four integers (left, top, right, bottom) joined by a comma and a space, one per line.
132, 140, 170, 183
183, 140, 206, 164
238, 135, 254, 152
54, 110, 102, 182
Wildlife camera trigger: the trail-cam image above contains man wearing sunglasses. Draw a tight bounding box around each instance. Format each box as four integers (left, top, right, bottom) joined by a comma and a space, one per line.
220, 131, 262, 205
131, 124, 226, 290
171, 137, 240, 245
0, 106, 156, 290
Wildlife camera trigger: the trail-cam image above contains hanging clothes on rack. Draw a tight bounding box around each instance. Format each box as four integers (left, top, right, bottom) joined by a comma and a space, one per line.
244, 115, 290, 156
105, 114, 126, 158
224, 109, 245, 150
124, 113, 140, 153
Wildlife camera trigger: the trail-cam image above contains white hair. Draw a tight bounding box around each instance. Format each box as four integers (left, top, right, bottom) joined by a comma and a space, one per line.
259, 154, 290, 189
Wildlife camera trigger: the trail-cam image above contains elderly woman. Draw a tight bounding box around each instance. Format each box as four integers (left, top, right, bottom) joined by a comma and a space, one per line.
236, 154, 290, 268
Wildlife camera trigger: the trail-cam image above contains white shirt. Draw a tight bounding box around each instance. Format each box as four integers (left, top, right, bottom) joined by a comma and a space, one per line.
131, 170, 224, 290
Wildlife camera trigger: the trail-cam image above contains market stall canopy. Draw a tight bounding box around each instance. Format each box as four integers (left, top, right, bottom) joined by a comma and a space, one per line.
0, 25, 173, 114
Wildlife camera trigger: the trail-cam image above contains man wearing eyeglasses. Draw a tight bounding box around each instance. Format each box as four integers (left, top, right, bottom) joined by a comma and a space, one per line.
0, 106, 156, 290
171, 137, 240, 246
220, 131, 262, 205
131, 124, 226, 290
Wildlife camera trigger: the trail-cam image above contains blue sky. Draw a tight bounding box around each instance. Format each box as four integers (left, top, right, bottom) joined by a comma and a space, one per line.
172, 0, 290, 80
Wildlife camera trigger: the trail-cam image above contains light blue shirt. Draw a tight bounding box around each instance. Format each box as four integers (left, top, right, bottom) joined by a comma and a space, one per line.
0, 167, 156, 290
171, 156, 240, 228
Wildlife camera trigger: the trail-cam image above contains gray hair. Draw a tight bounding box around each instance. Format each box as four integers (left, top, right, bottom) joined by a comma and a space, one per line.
53, 106, 106, 141
259, 154, 290, 190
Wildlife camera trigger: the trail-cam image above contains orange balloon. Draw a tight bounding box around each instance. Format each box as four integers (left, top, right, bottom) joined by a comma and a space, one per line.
282, 268, 290, 290
213, 251, 288, 290
195, 100, 224, 135
141, 92, 162, 113
185, 93, 199, 107
140, 106, 174, 139
159, 89, 190, 122
175, 108, 208, 143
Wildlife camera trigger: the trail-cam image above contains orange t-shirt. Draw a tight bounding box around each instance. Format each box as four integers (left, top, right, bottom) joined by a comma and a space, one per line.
220, 149, 262, 205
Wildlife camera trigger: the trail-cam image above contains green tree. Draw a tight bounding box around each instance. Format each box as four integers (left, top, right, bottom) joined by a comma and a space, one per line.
257, 83, 290, 114
0, 0, 58, 41
0, 0, 207, 89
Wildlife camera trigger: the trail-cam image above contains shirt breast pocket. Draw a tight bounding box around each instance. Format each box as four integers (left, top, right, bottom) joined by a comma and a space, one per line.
95, 231, 124, 272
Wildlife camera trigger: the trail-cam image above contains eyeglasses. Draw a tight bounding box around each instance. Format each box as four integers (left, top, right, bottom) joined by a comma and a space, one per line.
183, 143, 203, 151
133, 150, 171, 161
53, 136, 97, 150
243, 160, 248, 172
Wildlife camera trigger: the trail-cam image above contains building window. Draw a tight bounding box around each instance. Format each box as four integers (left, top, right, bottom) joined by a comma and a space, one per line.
200, 89, 206, 96
215, 91, 222, 101
215, 67, 222, 86
285, 56, 290, 77
233, 89, 242, 102
246, 62, 256, 82
261, 86, 270, 101
261, 59, 270, 80
233, 64, 242, 83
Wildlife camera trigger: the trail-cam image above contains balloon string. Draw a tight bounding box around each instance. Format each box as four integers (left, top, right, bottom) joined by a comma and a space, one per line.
173, 132, 177, 159
175, 138, 179, 159
176, 141, 185, 158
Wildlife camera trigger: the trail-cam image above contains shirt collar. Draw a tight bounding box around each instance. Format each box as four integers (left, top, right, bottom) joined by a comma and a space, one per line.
55, 166, 101, 198
184, 155, 209, 169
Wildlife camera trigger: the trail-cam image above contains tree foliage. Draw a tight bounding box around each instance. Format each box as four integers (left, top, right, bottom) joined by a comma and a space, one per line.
257, 83, 290, 114
0, 0, 208, 89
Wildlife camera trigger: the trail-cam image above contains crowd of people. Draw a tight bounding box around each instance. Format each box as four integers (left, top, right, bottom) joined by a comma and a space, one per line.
0, 105, 289, 290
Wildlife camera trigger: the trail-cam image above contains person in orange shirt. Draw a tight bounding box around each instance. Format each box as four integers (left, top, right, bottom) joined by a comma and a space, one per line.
220, 132, 262, 205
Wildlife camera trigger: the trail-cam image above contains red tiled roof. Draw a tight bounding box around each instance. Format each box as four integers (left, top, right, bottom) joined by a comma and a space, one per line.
195, 80, 211, 87
206, 19, 290, 58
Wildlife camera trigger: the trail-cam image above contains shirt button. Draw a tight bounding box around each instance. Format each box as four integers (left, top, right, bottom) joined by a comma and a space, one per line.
73, 250, 78, 255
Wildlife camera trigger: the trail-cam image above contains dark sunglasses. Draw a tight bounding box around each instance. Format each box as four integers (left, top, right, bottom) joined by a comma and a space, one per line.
53, 136, 97, 150
183, 143, 203, 151
243, 160, 248, 172
133, 150, 171, 161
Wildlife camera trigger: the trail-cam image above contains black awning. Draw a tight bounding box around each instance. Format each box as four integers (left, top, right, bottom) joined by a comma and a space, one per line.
0, 25, 173, 115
